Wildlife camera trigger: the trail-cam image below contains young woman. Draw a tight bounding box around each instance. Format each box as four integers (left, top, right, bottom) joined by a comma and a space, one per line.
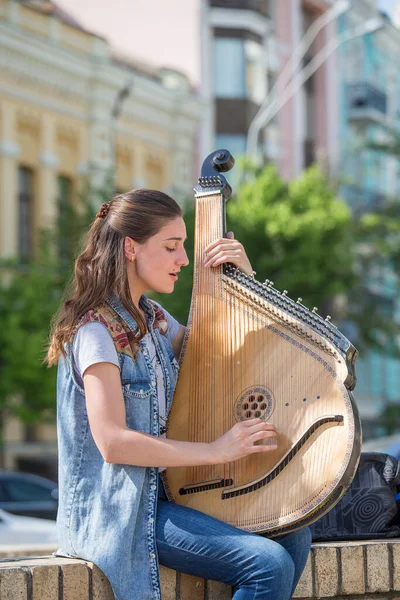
47, 189, 311, 600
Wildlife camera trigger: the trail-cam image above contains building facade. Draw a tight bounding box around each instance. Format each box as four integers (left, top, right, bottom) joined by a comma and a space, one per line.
338, 0, 400, 436
0, 0, 204, 473
276, 0, 339, 179
0, 0, 204, 259
200, 0, 338, 182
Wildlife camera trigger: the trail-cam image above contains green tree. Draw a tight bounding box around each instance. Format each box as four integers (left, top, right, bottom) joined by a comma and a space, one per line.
0, 236, 61, 466
0, 182, 99, 466
227, 164, 356, 315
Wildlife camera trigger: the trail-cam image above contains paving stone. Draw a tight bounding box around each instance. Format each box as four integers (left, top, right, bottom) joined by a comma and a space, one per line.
91, 563, 115, 600
313, 546, 338, 597
366, 543, 390, 593
31, 564, 59, 600
0, 568, 28, 600
62, 563, 90, 600
340, 544, 365, 595
179, 572, 205, 600
160, 565, 177, 600
206, 579, 232, 599
293, 553, 313, 598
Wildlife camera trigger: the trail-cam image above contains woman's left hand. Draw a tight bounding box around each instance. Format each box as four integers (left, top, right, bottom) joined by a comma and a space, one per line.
204, 232, 254, 276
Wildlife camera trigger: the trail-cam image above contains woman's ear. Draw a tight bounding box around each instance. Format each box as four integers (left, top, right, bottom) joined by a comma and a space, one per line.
124, 236, 136, 262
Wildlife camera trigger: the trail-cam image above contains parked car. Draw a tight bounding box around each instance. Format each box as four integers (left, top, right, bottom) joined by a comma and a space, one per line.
362, 434, 400, 459
0, 472, 58, 520
0, 507, 58, 545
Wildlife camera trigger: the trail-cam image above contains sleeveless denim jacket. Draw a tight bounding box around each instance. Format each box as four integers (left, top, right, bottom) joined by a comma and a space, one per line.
56, 294, 179, 600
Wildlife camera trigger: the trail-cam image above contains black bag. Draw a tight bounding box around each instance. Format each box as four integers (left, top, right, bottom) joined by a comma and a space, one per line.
309, 452, 400, 541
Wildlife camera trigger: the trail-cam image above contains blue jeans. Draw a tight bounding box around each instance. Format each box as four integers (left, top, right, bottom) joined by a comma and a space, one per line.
156, 485, 312, 599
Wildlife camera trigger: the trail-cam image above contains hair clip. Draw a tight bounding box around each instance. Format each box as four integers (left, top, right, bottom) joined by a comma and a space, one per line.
96, 201, 112, 219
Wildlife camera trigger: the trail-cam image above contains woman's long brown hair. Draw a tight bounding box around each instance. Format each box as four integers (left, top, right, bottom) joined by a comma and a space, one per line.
46, 189, 182, 366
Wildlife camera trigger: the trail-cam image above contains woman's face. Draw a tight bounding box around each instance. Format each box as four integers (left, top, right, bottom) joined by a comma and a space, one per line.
129, 216, 189, 295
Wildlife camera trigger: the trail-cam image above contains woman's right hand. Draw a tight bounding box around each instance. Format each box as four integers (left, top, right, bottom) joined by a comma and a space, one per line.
210, 419, 278, 464
84, 362, 278, 468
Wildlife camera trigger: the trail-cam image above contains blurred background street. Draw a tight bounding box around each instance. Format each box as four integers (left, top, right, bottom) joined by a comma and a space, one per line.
0, 0, 400, 543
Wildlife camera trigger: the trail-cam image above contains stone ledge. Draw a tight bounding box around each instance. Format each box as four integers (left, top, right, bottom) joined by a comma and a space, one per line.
0, 544, 57, 559
1, 540, 400, 599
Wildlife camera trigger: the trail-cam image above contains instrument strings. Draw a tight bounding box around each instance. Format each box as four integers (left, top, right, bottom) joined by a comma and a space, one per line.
182, 191, 351, 532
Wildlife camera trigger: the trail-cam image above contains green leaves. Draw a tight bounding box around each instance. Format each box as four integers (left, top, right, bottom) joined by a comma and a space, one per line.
227, 164, 356, 313
0, 252, 60, 424
0, 180, 99, 445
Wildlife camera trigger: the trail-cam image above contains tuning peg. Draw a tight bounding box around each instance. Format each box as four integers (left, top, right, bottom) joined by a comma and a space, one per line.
268, 281, 274, 287
325, 315, 332, 322
264, 279, 270, 285
297, 297, 303, 304
282, 290, 288, 296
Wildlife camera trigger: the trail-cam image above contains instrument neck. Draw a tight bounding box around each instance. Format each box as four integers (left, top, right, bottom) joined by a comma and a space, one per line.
193, 193, 225, 295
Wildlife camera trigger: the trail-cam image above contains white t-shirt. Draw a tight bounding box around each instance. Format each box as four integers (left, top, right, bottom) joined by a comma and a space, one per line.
71, 304, 180, 471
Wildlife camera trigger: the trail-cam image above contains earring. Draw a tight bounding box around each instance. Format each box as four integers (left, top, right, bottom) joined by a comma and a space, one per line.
130, 255, 135, 262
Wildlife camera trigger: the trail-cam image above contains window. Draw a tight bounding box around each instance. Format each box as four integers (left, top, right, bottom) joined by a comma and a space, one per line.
58, 175, 72, 207
57, 175, 73, 260
386, 358, 400, 402
215, 134, 246, 189
0, 483, 7, 502
244, 39, 266, 105
213, 38, 246, 98
213, 37, 266, 103
216, 134, 246, 155
369, 351, 383, 397
24, 424, 37, 443
2, 479, 54, 502
146, 157, 164, 190
18, 166, 34, 259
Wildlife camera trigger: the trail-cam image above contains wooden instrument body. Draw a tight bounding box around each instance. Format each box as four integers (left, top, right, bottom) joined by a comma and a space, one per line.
165, 189, 361, 536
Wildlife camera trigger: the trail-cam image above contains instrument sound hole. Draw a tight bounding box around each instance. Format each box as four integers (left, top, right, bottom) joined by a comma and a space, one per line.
235, 386, 275, 422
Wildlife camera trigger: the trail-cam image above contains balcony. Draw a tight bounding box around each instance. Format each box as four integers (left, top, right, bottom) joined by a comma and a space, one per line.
347, 82, 387, 124
341, 184, 386, 215
209, 0, 270, 16
215, 98, 259, 134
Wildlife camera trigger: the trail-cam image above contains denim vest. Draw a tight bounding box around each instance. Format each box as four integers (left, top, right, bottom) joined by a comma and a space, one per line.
56, 294, 179, 600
